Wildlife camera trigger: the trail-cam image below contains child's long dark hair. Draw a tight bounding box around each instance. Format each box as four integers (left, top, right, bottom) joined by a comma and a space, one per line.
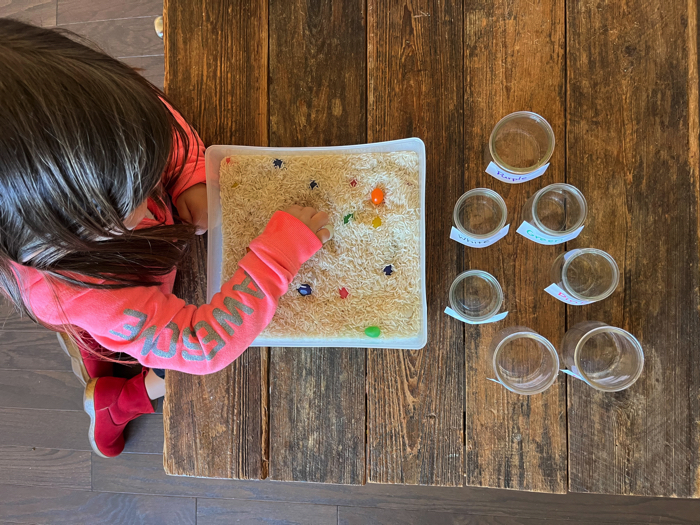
0, 19, 197, 328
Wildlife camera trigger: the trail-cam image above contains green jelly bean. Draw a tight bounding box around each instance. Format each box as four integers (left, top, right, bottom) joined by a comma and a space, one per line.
364, 326, 381, 338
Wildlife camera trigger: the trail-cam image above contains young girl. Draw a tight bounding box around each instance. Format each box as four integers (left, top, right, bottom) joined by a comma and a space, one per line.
0, 19, 331, 458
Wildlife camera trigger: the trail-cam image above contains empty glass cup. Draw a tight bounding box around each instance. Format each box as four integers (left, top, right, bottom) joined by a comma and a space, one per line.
448, 270, 503, 322
488, 326, 560, 395
453, 188, 507, 240
550, 249, 620, 303
561, 322, 644, 392
489, 111, 555, 174
522, 183, 587, 240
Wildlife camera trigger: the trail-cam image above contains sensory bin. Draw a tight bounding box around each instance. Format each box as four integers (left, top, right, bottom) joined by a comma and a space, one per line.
205, 141, 427, 349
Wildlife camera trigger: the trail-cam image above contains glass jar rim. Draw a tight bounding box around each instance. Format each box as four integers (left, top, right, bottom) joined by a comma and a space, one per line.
488, 111, 556, 174
492, 331, 560, 395
531, 183, 588, 237
573, 326, 644, 392
448, 270, 503, 322
453, 188, 508, 239
561, 248, 620, 301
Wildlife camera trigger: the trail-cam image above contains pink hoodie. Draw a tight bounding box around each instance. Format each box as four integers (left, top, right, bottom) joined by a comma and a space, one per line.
13, 104, 321, 375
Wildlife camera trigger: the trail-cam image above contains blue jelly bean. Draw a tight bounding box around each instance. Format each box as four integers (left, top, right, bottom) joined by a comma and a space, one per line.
298, 284, 312, 296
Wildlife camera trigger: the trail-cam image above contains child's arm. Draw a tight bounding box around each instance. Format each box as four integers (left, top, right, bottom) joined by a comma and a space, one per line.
37, 210, 324, 375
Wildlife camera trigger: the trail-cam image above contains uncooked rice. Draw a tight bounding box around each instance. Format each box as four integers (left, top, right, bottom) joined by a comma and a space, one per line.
219, 152, 421, 340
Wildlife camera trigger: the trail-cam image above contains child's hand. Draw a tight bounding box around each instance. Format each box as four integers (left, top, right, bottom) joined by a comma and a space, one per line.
284, 205, 331, 243
176, 184, 208, 235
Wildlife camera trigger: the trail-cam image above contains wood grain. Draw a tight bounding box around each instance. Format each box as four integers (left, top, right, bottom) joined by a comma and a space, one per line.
0, 483, 196, 525
162, 0, 268, 480
366, 0, 464, 486
0, 446, 91, 490
122, 54, 165, 89
57, 16, 163, 58
57, 0, 162, 24
0, 0, 56, 26
0, 369, 83, 410
267, 0, 366, 485
461, 0, 567, 492
0, 330, 71, 370
197, 498, 338, 525
93, 453, 700, 524
566, 0, 700, 497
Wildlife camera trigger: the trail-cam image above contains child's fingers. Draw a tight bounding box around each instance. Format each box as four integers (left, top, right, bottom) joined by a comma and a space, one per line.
308, 211, 329, 232
316, 227, 331, 244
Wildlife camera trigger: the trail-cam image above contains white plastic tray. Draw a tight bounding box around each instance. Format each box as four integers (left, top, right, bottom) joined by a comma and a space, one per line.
205, 139, 427, 349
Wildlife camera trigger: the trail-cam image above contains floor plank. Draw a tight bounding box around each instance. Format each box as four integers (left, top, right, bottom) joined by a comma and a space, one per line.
0, 408, 89, 450
0, 330, 71, 370
366, 0, 465, 486
0, 446, 91, 490
0, 369, 83, 410
57, 0, 161, 24
57, 15, 162, 58
566, 0, 700, 497
0, 298, 47, 333
461, 0, 568, 492
197, 498, 338, 525
162, 0, 268, 480
92, 453, 700, 524
339, 506, 621, 525
122, 54, 164, 89
0, 483, 195, 525
0, 0, 56, 26
266, 0, 367, 485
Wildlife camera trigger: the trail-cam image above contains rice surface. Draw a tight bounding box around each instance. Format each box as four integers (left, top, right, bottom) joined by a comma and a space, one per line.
219, 152, 421, 340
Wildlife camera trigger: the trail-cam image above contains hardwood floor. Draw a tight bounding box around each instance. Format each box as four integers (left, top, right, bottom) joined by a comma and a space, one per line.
1, 1, 700, 523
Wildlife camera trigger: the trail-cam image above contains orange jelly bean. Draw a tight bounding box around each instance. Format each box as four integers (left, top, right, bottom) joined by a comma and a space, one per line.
371, 187, 384, 205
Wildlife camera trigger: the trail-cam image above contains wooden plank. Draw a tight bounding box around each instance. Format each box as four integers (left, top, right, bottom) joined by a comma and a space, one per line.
162, 0, 268, 480
122, 54, 165, 90
0, 407, 163, 454
0, 446, 90, 490
566, 0, 700, 497
57, 16, 163, 58
0, 369, 83, 410
267, 0, 366, 485
338, 506, 619, 525
57, 0, 161, 24
0, 330, 71, 370
197, 498, 338, 525
0, 0, 56, 26
92, 453, 700, 524
0, 483, 195, 525
365, 0, 464, 486
461, 0, 567, 492
0, 297, 47, 332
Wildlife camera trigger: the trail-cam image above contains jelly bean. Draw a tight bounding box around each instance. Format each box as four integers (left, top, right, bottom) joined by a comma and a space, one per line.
365, 326, 381, 338
372, 216, 382, 228
350, 179, 358, 187
273, 159, 283, 168
298, 284, 312, 296
339, 287, 349, 299
310, 180, 318, 190
383, 265, 393, 276
343, 213, 354, 224
371, 187, 384, 205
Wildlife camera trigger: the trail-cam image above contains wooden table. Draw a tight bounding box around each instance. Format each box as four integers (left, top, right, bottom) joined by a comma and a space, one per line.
162, 0, 700, 496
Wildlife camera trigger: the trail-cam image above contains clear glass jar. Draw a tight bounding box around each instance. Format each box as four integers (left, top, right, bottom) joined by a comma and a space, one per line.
550, 249, 619, 303
453, 188, 507, 240
522, 183, 587, 239
561, 321, 644, 392
448, 270, 503, 322
489, 111, 555, 174
488, 326, 560, 395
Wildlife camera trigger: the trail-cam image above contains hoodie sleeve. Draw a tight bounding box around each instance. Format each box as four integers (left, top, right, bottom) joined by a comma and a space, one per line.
32, 211, 321, 375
